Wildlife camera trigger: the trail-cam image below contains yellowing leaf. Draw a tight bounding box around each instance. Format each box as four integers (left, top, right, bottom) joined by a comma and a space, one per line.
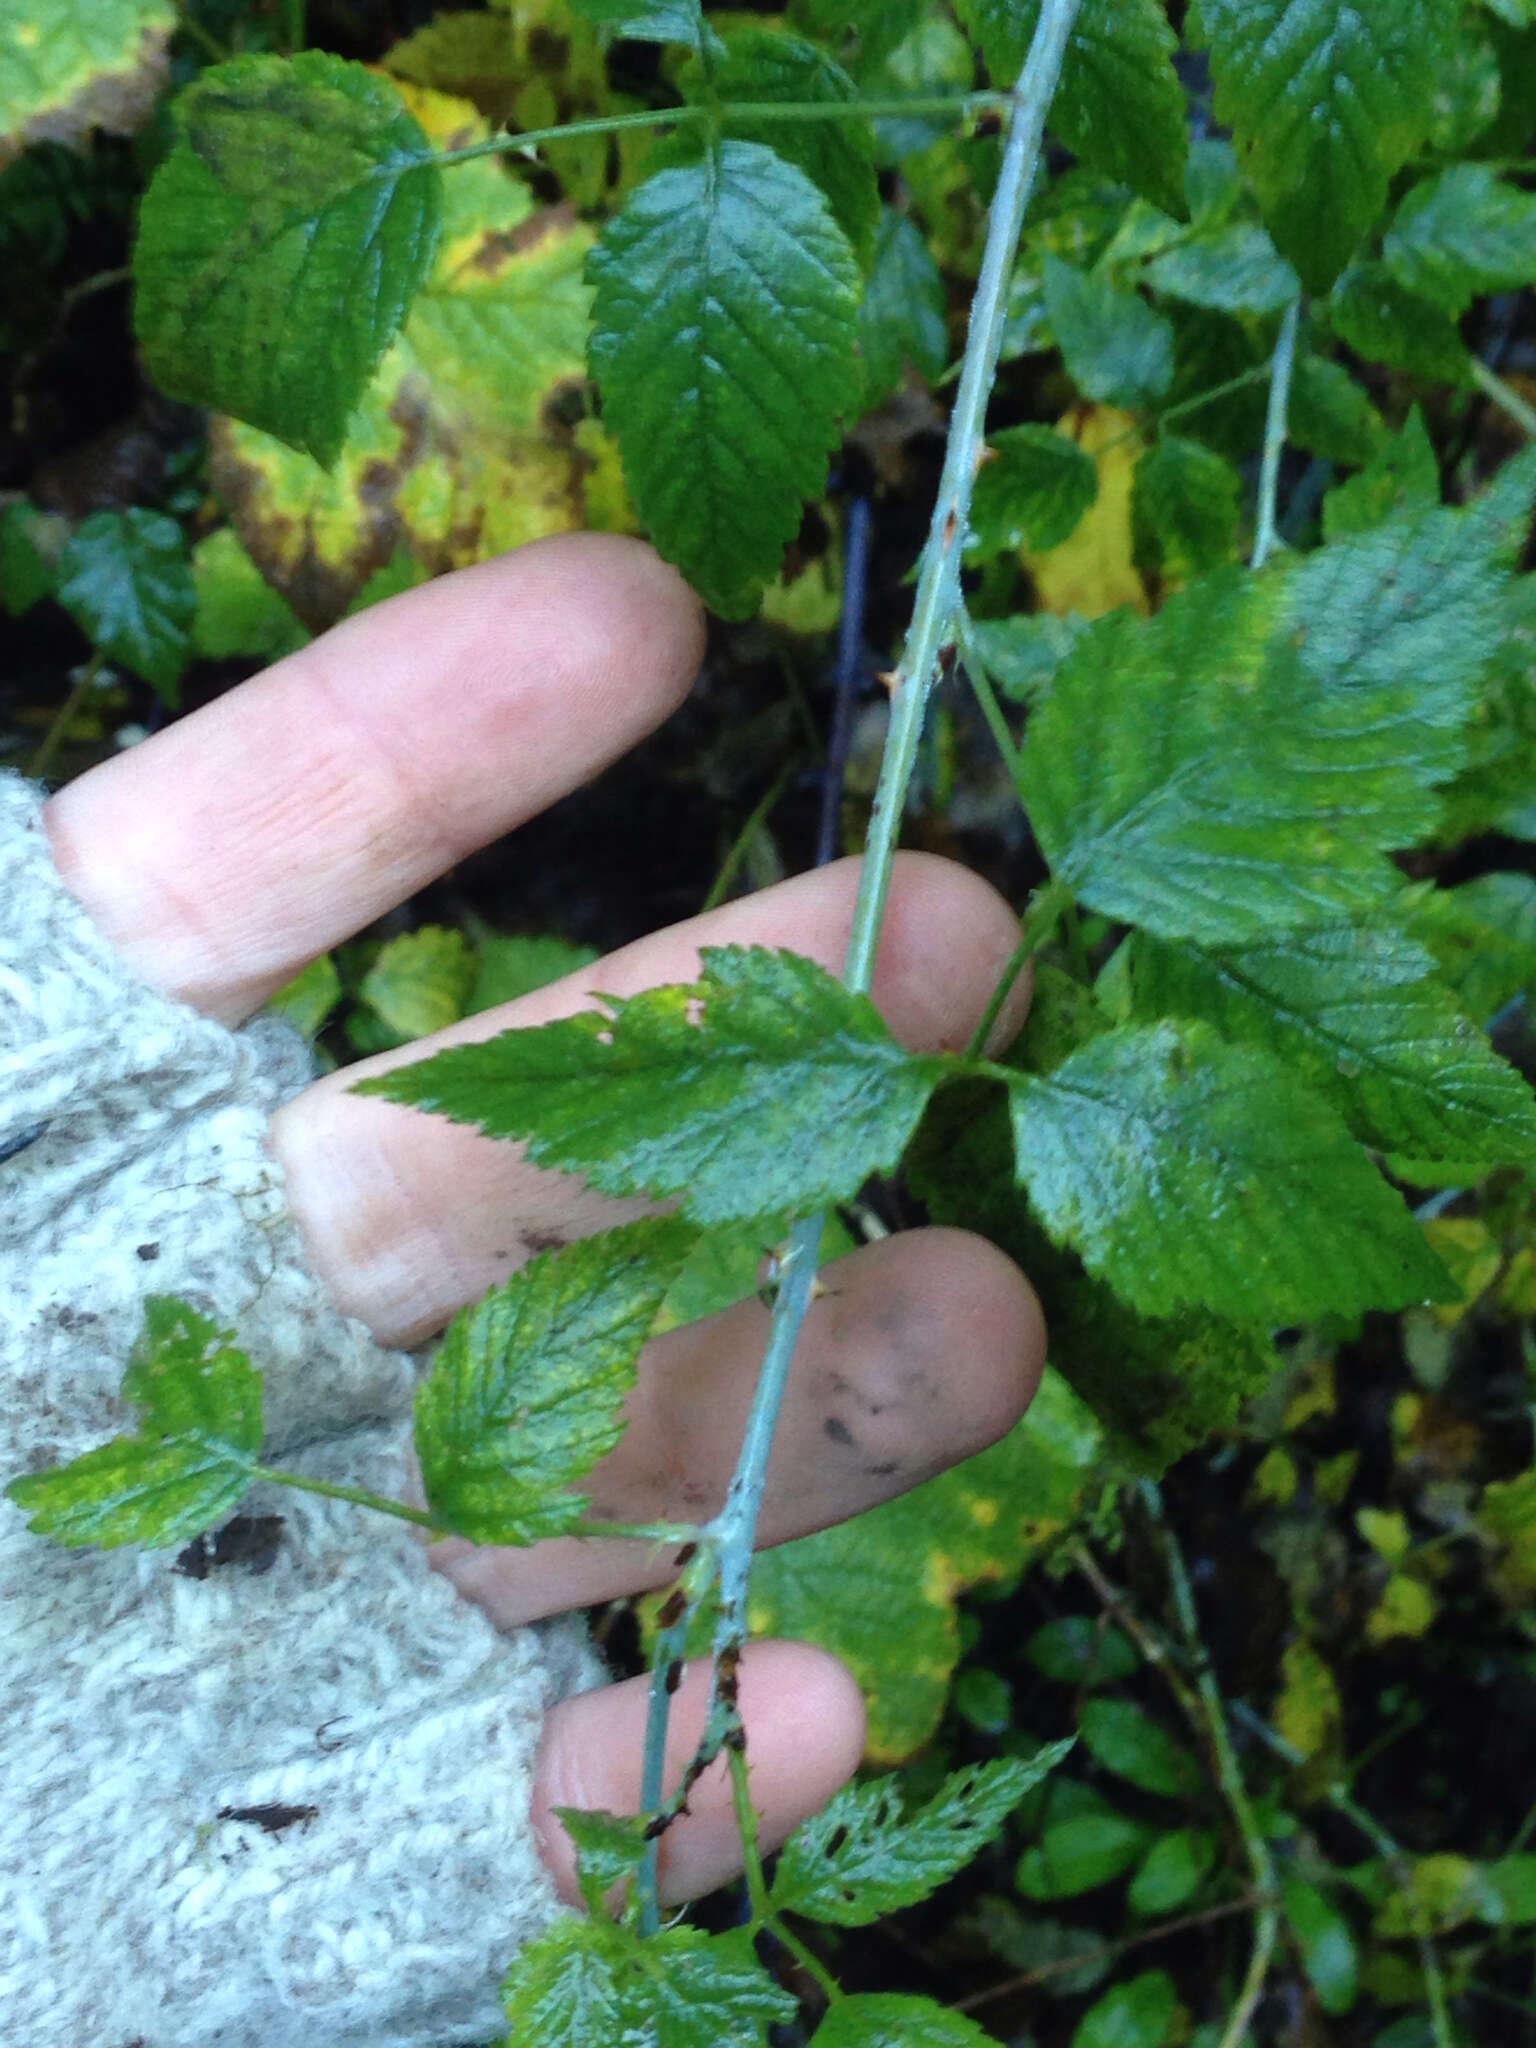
1273, 1638, 1343, 1764
0, 0, 173, 163
1023, 405, 1147, 620
1365, 1571, 1436, 1644
210, 84, 612, 628
1475, 1469, 1536, 1605
1356, 1506, 1411, 1565
1422, 1216, 1502, 1327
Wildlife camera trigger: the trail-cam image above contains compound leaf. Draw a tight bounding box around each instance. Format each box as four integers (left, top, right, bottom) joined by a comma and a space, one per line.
1384, 164, 1536, 314
6, 1297, 262, 1550
587, 140, 861, 617
1017, 568, 1446, 946
968, 425, 1098, 558
0, 0, 173, 159
56, 508, 195, 703
772, 1749, 1073, 1926
1200, 0, 1456, 291
955, 0, 1187, 215
500, 1920, 791, 2048
135, 53, 441, 466
414, 1218, 695, 1544
813, 1995, 1001, 2047
1010, 1021, 1455, 1322
698, 29, 879, 268
1123, 926, 1536, 1170
357, 945, 945, 1224
1043, 257, 1173, 410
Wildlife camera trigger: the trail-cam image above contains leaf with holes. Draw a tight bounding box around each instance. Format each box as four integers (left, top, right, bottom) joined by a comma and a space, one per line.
772, 1749, 1072, 1925
135, 53, 441, 465
587, 141, 861, 617
357, 945, 945, 1225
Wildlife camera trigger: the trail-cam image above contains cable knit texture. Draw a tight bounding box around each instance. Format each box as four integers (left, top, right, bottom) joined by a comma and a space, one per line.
0, 776, 600, 2047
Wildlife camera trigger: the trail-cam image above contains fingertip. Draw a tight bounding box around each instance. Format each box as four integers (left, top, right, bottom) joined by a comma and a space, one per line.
878, 851, 1033, 1054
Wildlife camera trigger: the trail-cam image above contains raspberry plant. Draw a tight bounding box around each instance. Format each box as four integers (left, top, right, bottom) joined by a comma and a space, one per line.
7, 0, 1536, 2041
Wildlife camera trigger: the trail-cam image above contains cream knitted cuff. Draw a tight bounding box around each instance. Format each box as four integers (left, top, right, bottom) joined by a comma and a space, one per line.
0, 775, 599, 2048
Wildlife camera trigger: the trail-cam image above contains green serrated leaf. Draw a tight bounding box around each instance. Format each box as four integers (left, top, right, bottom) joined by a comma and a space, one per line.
1286, 445, 1536, 733
1200, 0, 1456, 292
1282, 1876, 1359, 2014
1010, 1020, 1455, 1322
265, 953, 341, 1040
551, 1806, 652, 1919
587, 140, 860, 617
135, 53, 441, 466
1017, 569, 1444, 946
1123, 926, 1536, 1169
1078, 1699, 1199, 1799
772, 1749, 1072, 1926
813, 1993, 1000, 2048
1070, 1969, 1178, 2048
954, 0, 1187, 215
968, 425, 1098, 559
1322, 406, 1439, 540
1407, 873, 1536, 1023
500, 1919, 792, 2047
414, 1217, 694, 1544
0, 0, 174, 157
1145, 220, 1299, 316
56, 508, 195, 703
1131, 434, 1241, 579
694, 30, 878, 269
357, 945, 945, 1225
5, 1296, 262, 1550
1043, 257, 1173, 410
1384, 163, 1536, 315
1127, 1828, 1217, 1915
908, 1075, 1279, 1467
1326, 260, 1470, 384
859, 206, 948, 409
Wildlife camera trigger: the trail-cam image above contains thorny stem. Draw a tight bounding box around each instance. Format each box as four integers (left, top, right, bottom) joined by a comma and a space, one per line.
429, 94, 1010, 171
1143, 1483, 1280, 2048
1473, 356, 1536, 440
1250, 299, 1300, 572
632, 0, 1085, 1930
728, 1742, 774, 1926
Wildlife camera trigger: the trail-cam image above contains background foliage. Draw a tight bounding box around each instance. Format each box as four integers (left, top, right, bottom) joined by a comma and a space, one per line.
5, 0, 1536, 2042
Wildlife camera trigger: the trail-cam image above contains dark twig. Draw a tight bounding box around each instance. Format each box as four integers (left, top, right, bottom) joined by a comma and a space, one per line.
816, 495, 873, 868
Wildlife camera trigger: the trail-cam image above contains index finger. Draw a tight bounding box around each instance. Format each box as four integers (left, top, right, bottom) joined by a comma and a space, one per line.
42, 534, 704, 1023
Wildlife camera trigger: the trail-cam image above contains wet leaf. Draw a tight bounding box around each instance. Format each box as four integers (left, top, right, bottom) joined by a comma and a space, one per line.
57, 508, 195, 703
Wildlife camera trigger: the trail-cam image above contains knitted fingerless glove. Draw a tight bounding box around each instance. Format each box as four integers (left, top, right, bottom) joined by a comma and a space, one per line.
0, 775, 599, 2048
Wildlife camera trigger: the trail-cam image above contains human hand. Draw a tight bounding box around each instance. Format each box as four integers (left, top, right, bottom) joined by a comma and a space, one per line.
40, 531, 1045, 1912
